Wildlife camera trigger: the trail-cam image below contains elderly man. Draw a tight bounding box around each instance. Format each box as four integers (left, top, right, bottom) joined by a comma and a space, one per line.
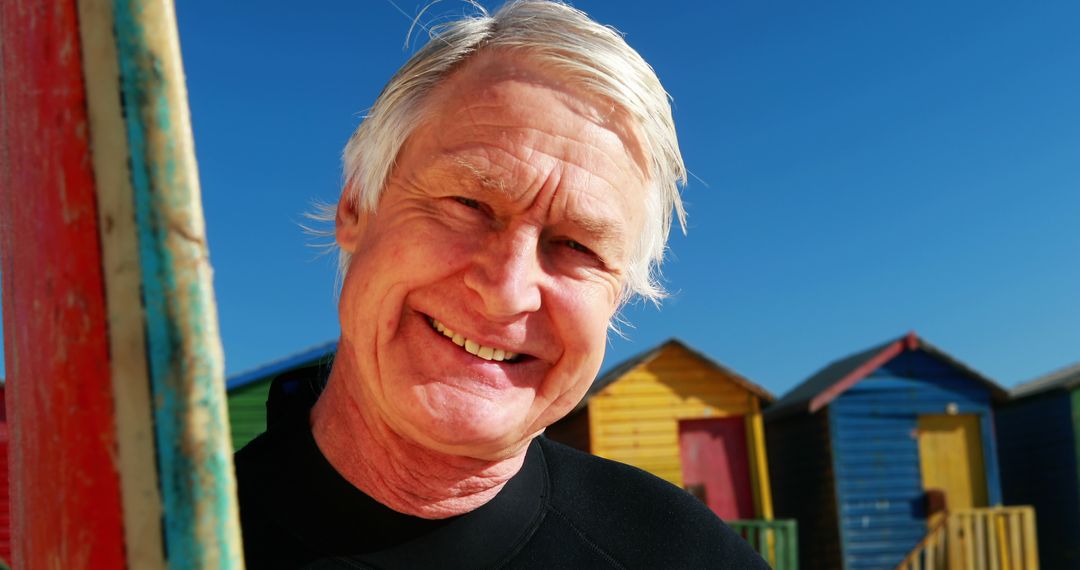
235, 1, 767, 568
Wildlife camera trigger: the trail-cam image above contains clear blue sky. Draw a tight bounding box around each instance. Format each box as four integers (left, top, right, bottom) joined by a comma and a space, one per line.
4, 1, 1077, 397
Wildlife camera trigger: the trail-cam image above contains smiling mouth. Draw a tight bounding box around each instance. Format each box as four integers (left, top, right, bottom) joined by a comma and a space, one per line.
427, 317, 525, 363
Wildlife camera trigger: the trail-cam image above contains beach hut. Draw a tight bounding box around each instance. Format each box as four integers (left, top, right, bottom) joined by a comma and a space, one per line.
225, 341, 336, 450
546, 339, 776, 523
997, 362, 1080, 569
765, 332, 1010, 570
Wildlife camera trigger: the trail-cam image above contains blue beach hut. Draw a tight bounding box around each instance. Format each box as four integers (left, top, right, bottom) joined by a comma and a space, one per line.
997, 362, 1080, 569
765, 332, 1008, 570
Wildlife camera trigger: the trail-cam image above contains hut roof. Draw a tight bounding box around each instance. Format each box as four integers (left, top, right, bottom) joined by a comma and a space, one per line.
1010, 361, 1080, 399
570, 338, 773, 414
226, 340, 337, 391
766, 331, 1007, 420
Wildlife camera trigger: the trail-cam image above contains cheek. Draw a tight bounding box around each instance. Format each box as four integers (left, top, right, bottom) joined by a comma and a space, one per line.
571, 279, 619, 321
396, 221, 477, 272
553, 282, 616, 355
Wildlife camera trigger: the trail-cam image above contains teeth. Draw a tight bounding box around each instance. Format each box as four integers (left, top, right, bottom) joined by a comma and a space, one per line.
430, 318, 519, 362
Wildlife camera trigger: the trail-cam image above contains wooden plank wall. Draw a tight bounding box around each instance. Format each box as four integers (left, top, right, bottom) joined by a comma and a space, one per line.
997, 391, 1080, 569
589, 344, 756, 488
766, 410, 841, 570
544, 408, 591, 453
226, 350, 338, 451
228, 380, 275, 451
830, 350, 999, 570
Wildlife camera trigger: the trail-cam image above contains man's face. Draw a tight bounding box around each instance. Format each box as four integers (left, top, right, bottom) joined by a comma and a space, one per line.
335, 52, 649, 460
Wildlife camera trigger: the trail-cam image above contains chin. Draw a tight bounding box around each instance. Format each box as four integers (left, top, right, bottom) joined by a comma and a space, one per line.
396, 394, 539, 459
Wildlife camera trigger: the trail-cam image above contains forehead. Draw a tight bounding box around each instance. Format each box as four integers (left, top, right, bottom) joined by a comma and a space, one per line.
423, 51, 650, 176
403, 52, 650, 243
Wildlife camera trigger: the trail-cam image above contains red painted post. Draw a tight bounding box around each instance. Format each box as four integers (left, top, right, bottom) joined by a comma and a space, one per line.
0, 1, 128, 567
0, 386, 9, 563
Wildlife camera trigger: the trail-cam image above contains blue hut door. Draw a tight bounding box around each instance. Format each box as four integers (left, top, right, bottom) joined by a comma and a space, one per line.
916, 414, 989, 511
678, 417, 754, 520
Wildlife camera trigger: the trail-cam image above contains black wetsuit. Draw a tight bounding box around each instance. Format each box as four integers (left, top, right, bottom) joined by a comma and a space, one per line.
234, 368, 769, 569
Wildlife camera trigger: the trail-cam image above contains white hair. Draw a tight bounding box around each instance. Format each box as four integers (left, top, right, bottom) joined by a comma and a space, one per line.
330, 0, 686, 304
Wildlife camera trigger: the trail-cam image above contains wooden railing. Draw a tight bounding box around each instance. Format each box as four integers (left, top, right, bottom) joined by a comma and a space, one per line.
729, 519, 798, 570
896, 506, 1039, 570
896, 513, 948, 570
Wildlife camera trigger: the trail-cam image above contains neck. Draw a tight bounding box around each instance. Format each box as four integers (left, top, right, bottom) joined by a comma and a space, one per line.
310, 369, 527, 519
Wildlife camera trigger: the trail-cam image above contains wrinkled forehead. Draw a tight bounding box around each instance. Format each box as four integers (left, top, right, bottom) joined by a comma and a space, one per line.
419, 49, 652, 182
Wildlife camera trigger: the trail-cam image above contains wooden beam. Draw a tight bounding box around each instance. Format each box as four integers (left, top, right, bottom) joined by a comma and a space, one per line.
109, 0, 243, 566
1, 0, 242, 566
746, 396, 774, 520
77, 0, 165, 566
809, 338, 907, 413
0, 1, 127, 566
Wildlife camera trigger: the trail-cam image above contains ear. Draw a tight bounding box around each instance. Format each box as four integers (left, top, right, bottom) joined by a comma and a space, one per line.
335, 196, 368, 253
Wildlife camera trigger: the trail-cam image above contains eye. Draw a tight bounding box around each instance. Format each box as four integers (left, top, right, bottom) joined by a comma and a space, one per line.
454, 196, 482, 210
562, 239, 595, 256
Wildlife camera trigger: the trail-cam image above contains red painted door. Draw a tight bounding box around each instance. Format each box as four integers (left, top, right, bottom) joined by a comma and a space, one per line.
678, 417, 755, 520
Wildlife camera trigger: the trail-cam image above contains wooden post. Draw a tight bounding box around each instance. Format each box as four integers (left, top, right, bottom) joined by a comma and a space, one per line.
108, 0, 243, 566
1, 0, 243, 567
0, 1, 128, 566
746, 396, 774, 520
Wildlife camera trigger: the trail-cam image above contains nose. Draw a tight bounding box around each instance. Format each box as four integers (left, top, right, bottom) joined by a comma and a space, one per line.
463, 227, 543, 320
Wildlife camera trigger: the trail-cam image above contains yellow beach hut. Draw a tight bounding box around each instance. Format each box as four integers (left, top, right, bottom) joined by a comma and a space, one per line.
546, 339, 775, 522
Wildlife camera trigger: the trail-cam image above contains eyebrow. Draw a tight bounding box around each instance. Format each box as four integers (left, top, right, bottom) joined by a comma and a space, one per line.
439, 156, 630, 259
448, 157, 506, 194
564, 212, 626, 249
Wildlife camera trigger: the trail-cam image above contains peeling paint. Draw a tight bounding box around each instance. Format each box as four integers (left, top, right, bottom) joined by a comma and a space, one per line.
110, 0, 243, 567
0, 1, 127, 566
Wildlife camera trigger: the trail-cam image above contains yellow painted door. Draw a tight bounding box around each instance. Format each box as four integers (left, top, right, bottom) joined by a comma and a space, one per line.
917, 414, 988, 510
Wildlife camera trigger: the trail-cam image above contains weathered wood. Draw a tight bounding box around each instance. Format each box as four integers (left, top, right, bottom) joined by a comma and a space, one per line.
109, 0, 243, 566
2, 0, 244, 566
76, 0, 166, 566
0, 1, 127, 567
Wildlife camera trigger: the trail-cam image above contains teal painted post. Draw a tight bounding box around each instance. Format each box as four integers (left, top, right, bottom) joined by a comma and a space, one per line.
111, 0, 243, 567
